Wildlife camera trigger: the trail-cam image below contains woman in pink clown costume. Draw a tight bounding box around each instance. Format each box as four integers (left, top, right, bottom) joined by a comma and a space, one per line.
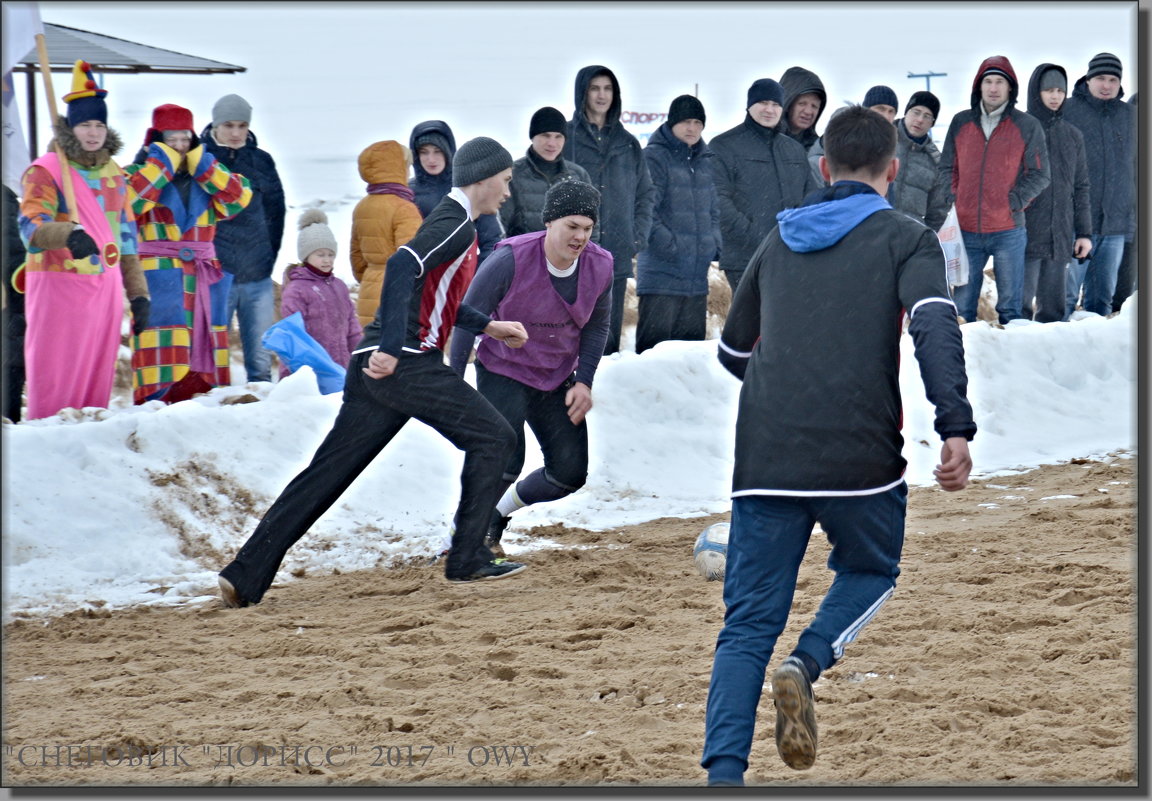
125, 103, 251, 406
16, 60, 151, 420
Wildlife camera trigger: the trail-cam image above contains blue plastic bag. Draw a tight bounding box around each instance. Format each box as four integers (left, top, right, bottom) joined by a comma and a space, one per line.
261, 312, 347, 394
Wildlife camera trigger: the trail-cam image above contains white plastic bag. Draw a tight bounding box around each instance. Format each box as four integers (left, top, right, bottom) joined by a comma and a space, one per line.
937, 204, 969, 287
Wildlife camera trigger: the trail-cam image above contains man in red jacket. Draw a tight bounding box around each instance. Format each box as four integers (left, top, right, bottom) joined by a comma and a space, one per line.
938, 56, 1050, 325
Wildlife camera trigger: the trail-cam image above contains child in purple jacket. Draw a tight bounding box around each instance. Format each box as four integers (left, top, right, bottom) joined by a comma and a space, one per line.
278, 210, 362, 377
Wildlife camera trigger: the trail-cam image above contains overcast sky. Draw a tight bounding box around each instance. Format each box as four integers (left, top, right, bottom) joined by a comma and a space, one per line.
13, 1, 1141, 202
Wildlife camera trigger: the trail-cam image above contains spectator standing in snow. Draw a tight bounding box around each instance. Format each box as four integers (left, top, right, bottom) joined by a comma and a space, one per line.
1111, 91, 1137, 314
219, 137, 530, 606
3, 184, 27, 421
710, 78, 818, 291
1060, 53, 1136, 318
501, 106, 594, 238
938, 55, 1050, 324
635, 94, 721, 353
565, 65, 655, 354
450, 180, 612, 557
17, 61, 150, 420
777, 65, 828, 185
278, 210, 362, 376
202, 94, 286, 384
1021, 64, 1092, 322
409, 120, 504, 264
126, 103, 251, 405
703, 106, 975, 785
887, 91, 949, 232
349, 140, 422, 327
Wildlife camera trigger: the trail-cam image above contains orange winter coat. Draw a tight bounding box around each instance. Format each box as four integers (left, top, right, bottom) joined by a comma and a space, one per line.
350, 141, 422, 327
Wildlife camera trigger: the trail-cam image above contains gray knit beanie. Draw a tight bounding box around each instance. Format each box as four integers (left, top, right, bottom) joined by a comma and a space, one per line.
452, 137, 513, 187
297, 209, 338, 262
542, 179, 601, 224
1039, 68, 1067, 93
212, 94, 252, 127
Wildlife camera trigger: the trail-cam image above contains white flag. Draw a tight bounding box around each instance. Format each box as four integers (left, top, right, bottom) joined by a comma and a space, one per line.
2, 2, 43, 192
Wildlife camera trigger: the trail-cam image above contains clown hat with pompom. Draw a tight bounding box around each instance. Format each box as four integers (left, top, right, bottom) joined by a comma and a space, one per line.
62, 59, 107, 127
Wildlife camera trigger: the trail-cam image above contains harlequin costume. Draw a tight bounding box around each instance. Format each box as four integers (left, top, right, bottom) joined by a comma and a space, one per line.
125, 103, 251, 405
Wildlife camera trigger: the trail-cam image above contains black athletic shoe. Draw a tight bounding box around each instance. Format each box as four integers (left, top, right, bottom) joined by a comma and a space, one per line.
772, 657, 818, 770
446, 559, 527, 583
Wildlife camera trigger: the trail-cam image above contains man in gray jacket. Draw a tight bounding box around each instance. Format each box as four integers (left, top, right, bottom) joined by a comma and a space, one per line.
888, 91, 949, 232
710, 79, 820, 291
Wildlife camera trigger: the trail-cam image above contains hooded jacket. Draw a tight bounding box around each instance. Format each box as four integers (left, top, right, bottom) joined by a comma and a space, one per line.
1023, 64, 1092, 260
565, 65, 655, 269
279, 263, 362, 374
718, 182, 975, 494
887, 118, 949, 232
200, 124, 286, 285
938, 56, 1050, 233
408, 120, 504, 263
1060, 72, 1136, 239
636, 121, 721, 296
775, 66, 827, 151
709, 114, 819, 274
350, 140, 423, 327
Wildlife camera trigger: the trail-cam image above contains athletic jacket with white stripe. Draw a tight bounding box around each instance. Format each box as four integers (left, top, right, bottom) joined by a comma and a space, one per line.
718, 181, 976, 496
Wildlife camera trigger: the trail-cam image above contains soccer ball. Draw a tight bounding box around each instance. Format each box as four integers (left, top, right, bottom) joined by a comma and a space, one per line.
693, 522, 729, 581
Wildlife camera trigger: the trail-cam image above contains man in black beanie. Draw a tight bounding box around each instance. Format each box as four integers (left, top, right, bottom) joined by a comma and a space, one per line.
219, 137, 534, 605
502, 106, 594, 237
635, 93, 721, 352
862, 85, 899, 123
888, 90, 949, 231
450, 180, 614, 557
709, 78, 819, 290
1060, 52, 1135, 318
566, 65, 655, 354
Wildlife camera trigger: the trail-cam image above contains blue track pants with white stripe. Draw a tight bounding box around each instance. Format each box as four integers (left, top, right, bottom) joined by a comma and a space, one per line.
701, 483, 908, 776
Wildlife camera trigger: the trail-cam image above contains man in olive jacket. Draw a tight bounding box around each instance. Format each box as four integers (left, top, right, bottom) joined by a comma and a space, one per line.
565, 65, 655, 354
710, 78, 819, 291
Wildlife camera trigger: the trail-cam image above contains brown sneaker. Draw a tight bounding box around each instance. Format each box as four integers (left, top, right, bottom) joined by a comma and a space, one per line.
771, 658, 817, 770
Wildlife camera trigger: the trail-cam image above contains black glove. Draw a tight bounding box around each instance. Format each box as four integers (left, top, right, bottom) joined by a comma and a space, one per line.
129, 296, 151, 335
66, 227, 100, 260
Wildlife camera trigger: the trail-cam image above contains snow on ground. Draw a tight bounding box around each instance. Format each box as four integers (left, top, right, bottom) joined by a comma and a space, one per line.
1, 301, 1136, 618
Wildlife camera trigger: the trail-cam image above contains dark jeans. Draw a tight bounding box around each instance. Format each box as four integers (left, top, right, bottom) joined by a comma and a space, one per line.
635, 293, 707, 354
2, 309, 25, 422
1023, 257, 1069, 323
475, 363, 588, 507
702, 485, 908, 779
604, 255, 633, 355
1112, 239, 1136, 314
220, 349, 515, 602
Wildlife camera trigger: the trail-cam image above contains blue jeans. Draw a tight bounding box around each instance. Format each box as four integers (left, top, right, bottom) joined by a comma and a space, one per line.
952, 227, 1027, 324
226, 277, 275, 382
1065, 234, 1125, 318
701, 485, 908, 779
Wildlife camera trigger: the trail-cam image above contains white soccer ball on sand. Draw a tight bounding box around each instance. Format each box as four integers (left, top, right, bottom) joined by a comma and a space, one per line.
693, 522, 729, 581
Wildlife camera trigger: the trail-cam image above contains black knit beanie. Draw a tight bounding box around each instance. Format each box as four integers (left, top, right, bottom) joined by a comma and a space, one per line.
668, 94, 706, 127
542, 180, 600, 224
747, 78, 784, 109
529, 107, 568, 139
904, 90, 941, 119
413, 131, 451, 157
452, 137, 513, 187
862, 85, 898, 110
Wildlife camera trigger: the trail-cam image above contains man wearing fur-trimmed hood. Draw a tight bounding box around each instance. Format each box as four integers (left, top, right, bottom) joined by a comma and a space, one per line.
16, 60, 150, 420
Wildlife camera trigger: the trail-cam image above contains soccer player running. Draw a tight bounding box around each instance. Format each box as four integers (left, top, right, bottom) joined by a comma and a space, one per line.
701, 106, 976, 785
218, 138, 530, 607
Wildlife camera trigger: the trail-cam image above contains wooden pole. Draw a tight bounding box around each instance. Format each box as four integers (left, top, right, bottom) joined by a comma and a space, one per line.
33, 33, 78, 225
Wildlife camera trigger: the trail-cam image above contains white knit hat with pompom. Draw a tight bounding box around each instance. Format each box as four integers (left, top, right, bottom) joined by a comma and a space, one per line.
297, 208, 338, 262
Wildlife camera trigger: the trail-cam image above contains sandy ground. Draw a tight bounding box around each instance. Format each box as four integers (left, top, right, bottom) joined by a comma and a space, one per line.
1, 455, 1137, 789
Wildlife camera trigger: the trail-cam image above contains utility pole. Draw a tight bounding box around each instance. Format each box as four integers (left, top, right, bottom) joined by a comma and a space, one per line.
908, 71, 947, 92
